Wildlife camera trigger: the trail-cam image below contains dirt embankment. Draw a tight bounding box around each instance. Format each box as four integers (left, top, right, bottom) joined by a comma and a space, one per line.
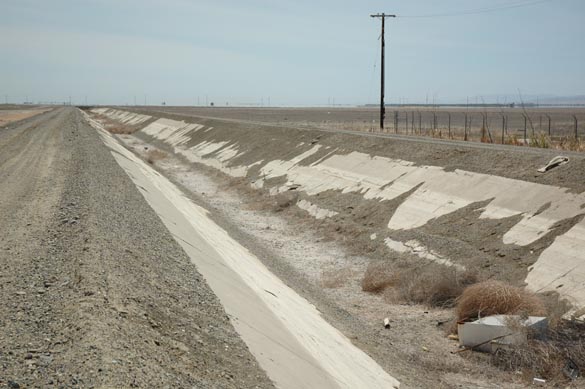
0, 108, 272, 388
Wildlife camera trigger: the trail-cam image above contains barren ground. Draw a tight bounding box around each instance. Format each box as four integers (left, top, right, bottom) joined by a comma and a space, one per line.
0, 106, 52, 126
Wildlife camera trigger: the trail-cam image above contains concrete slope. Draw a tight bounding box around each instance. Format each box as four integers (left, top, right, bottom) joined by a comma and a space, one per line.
87, 112, 401, 389
94, 108, 585, 316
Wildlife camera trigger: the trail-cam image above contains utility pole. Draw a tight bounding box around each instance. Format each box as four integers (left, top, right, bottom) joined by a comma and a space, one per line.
370, 13, 396, 130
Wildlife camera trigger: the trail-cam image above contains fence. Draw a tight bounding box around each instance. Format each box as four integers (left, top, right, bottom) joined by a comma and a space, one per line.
356, 108, 585, 148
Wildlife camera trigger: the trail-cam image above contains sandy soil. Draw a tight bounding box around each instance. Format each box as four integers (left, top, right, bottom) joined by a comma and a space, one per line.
0, 108, 52, 126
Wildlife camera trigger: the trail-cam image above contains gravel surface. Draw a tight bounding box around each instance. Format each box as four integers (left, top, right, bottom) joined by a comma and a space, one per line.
0, 108, 273, 388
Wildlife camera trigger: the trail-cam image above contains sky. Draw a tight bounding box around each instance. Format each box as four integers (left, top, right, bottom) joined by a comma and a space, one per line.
1, 0, 584, 106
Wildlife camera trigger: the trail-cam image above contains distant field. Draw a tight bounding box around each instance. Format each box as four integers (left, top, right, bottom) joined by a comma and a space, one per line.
0, 106, 53, 126
129, 106, 585, 150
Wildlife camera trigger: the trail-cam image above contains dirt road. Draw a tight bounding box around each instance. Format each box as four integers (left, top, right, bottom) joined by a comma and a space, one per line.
0, 108, 272, 388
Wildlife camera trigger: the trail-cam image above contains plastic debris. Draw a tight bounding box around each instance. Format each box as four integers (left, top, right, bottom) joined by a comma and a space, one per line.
537, 156, 569, 173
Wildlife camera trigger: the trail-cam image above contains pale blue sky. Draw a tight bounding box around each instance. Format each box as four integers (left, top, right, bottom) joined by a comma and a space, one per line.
1, 0, 583, 106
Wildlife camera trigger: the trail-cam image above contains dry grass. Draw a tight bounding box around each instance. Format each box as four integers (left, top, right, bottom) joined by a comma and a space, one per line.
146, 149, 167, 164
361, 262, 478, 308
273, 191, 299, 211
503, 134, 522, 146
540, 292, 573, 329
321, 268, 357, 289
558, 136, 585, 151
361, 261, 398, 293
107, 125, 136, 134
530, 132, 551, 148
492, 320, 585, 383
384, 266, 478, 308
456, 281, 545, 322
480, 127, 491, 143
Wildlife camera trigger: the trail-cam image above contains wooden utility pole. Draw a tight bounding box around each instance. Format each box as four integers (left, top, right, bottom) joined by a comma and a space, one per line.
371, 13, 396, 130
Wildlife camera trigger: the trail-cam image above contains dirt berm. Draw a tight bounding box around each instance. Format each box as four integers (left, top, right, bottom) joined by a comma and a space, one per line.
97, 107, 585, 316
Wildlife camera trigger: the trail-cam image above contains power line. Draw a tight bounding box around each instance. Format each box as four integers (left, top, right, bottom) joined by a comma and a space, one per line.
398, 0, 553, 19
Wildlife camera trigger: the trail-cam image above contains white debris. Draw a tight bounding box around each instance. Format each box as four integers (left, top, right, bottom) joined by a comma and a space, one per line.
384, 238, 465, 271
296, 199, 338, 220
458, 315, 547, 353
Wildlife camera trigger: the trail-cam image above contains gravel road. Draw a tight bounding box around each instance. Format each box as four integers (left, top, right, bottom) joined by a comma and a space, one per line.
0, 108, 273, 388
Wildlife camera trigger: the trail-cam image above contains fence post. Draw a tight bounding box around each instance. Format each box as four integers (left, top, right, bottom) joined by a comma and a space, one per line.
464, 113, 468, 141
574, 115, 579, 140
405, 111, 408, 134
418, 111, 422, 134
394, 111, 398, 134
524, 114, 527, 143
447, 112, 451, 139
546, 114, 551, 136
501, 115, 506, 144
411, 111, 415, 134
481, 113, 486, 141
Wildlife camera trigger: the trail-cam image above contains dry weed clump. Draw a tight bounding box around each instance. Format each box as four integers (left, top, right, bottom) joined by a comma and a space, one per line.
273, 191, 299, 211
559, 136, 585, 152
480, 127, 492, 143
530, 132, 551, 149
361, 261, 398, 293
492, 320, 585, 383
107, 125, 136, 134
503, 134, 522, 146
456, 281, 545, 322
385, 266, 478, 308
146, 149, 167, 164
361, 262, 478, 308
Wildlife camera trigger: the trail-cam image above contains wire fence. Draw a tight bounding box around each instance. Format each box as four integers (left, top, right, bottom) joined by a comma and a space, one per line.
121, 105, 585, 151
320, 108, 585, 151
